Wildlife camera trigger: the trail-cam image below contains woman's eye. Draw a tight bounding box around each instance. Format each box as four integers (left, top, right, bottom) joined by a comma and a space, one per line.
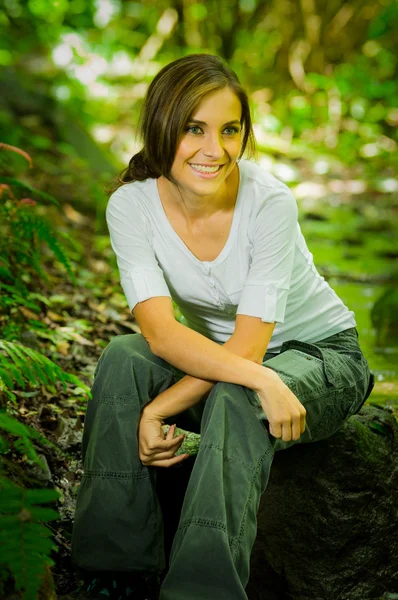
186, 126, 240, 135
224, 127, 240, 135
186, 126, 202, 134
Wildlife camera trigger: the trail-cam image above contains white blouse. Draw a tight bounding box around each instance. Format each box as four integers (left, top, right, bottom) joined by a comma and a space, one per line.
106, 159, 356, 352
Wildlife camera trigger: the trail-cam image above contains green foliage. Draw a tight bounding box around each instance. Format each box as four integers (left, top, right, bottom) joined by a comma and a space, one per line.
0, 143, 90, 598
0, 142, 89, 399
0, 478, 60, 600
0, 144, 79, 352
0, 339, 90, 403
0, 409, 67, 466
0, 184, 75, 294
0, 177, 59, 206
0, 408, 61, 600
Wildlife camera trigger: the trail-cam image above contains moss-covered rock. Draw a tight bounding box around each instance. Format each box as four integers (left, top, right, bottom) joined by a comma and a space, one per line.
247, 404, 398, 600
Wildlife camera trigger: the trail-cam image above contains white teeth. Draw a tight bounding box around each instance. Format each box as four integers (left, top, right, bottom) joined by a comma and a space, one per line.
190, 164, 221, 174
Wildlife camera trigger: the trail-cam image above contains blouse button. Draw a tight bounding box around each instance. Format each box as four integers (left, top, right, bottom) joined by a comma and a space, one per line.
209, 280, 216, 288
266, 284, 276, 295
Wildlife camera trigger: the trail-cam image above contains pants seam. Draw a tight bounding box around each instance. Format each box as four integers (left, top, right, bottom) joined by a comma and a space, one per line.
83, 470, 148, 480
176, 517, 227, 534
99, 393, 138, 405
231, 444, 274, 559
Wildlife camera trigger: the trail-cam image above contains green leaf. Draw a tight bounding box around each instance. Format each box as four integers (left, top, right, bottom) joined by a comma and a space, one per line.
0, 435, 10, 453
26, 507, 60, 522
0, 178, 59, 206
25, 489, 60, 504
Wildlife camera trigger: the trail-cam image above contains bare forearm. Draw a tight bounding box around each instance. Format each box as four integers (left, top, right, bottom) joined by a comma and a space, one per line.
143, 375, 213, 420
144, 333, 262, 420
146, 321, 270, 418
153, 321, 266, 387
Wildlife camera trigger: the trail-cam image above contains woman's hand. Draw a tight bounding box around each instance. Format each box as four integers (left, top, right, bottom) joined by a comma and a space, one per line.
138, 409, 189, 468
255, 368, 307, 442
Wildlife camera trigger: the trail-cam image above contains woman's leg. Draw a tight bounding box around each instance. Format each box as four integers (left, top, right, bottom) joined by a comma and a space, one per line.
71, 333, 183, 574
160, 328, 372, 600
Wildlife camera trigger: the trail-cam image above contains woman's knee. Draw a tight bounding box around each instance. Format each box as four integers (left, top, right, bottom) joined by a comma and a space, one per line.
204, 382, 252, 417
103, 333, 149, 361
210, 381, 246, 401
92, 334, 150, 379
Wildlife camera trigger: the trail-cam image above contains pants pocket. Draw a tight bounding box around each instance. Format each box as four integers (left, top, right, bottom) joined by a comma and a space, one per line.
263, 342, 358, 442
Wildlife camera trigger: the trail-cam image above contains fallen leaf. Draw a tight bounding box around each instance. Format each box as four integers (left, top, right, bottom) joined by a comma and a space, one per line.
63, 203, 89, 225
19, 306, 40, 320
56, 340, 70, 355
47, 310, 65, 322
70, 333, 94, 346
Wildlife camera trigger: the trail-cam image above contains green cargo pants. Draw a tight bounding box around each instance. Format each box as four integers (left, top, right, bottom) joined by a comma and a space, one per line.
71, 327, 373, 600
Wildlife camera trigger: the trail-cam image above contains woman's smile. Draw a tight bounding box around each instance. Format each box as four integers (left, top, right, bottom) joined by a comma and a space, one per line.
189, 163, 225, 178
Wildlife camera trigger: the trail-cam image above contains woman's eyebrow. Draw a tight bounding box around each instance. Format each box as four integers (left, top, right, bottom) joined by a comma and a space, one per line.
188, 119, 241, 126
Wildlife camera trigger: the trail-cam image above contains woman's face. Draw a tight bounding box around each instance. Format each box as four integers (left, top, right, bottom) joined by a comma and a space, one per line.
170, 87, 243, 202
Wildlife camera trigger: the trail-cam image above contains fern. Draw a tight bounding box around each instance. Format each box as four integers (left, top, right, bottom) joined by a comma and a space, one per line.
0, 340, 91, 403
0, 143, 86, 600
0, 176, 59, 206
3, 207, 76, 285
0, 477, 60, 600
0, 148, 78, 291
0, 408, 61, 600
30, 214, 76, 283
0, 282, 42, 313
0, 410, 64, 469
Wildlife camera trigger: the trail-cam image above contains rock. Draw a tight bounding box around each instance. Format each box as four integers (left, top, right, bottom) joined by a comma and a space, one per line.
27, 453, 53, 482
246, 405, 398, 600
56, 416, 83, 451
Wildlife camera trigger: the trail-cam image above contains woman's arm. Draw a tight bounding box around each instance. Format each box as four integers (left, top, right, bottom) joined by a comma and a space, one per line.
144, 316, 275, 420
134, 298, 274, 410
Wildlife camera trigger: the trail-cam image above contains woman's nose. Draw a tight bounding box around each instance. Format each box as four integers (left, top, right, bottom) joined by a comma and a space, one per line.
202, 133, 224, 158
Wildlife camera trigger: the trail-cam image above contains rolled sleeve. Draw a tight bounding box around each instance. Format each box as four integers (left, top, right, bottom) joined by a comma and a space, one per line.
237, 284, 289, 323
106, 188, 172, 312
121, 267, 171, 312
237, 186, 298, 323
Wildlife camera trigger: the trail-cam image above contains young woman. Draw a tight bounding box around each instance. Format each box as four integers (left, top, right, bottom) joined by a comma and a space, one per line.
71, 54, 374, 600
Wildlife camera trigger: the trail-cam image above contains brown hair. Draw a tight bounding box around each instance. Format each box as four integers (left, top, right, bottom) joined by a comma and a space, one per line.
105, 53, 257, 196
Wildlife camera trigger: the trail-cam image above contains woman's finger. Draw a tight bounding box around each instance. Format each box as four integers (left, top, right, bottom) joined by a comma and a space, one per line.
281, 420, 293, 442
148, 453, 190, 468
269, 421, 282, 439
144, 446, 186, 462
291, 414, 301, 440
300, 412, 306, 434
151, 433, 185, 452
165, 424, 175, 441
